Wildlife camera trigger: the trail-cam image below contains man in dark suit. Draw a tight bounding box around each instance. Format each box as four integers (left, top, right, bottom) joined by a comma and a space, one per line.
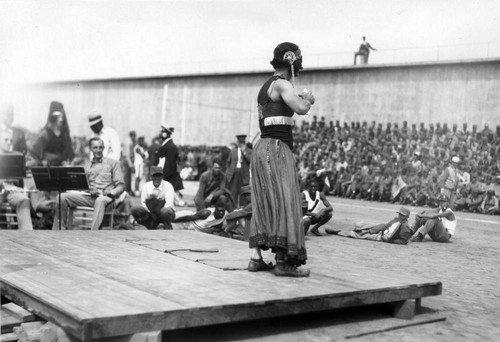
154, 125, 184, 205
226, 134, 251, 207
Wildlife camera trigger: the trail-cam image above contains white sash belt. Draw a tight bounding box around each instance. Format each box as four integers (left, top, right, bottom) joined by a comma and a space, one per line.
263, 116, 293, 126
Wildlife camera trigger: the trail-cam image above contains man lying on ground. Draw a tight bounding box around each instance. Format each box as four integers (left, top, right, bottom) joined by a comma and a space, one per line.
338, 206, 412, 245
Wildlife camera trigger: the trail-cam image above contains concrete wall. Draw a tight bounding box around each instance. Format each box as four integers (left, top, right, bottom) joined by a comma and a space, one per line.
11, 58, 500, 146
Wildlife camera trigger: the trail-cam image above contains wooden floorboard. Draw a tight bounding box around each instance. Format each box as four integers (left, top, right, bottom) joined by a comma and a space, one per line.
0, 231, 441, 341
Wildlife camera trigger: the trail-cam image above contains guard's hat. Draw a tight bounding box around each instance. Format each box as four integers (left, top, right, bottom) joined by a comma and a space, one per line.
161, 125, 174, 134
397, 207, 410, 217
236, 134, 247, 142
150, 166, 163, 176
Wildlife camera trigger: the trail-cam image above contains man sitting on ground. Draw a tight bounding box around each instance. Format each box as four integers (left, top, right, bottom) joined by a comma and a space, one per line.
339, 207, 412, 245
52, 137, 124, 230
172, 201, 227, 234
130, 166, 175, 229
301, 179, 333, 236
193, 158, 233, 211
410, 193, 456, 243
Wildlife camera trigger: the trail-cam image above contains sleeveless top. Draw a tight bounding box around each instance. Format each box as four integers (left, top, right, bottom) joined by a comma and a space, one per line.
439, 208, 456, 236
302, 190, 325, 215
257, 75, 295, 149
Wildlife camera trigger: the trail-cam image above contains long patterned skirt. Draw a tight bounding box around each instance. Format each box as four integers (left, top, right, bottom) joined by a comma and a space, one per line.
249, 138, 307, 266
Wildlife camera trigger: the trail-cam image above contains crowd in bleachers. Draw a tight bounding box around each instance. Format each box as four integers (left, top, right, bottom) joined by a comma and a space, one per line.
292, 117, 500, 214
170, 117, 500, 216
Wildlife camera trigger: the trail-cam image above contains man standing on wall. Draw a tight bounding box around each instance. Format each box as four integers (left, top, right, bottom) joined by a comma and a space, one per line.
354, 36, 377, 65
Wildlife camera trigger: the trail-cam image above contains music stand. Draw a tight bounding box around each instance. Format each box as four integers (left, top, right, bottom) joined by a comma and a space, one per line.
31, 166, 89, 230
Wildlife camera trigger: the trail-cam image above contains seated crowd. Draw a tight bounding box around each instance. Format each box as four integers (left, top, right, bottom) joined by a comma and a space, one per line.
293, 118, 500, 215
2, 100, 499, 234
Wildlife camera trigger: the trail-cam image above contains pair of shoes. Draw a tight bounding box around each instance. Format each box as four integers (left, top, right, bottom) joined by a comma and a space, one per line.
410, 233, 424, 242
310, 227, 322, 236
273, 262, 310, 277
248, 258, 274, 272
325, 228, 341, 235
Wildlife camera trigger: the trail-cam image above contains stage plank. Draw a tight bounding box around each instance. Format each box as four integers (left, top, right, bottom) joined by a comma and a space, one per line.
0, 231, 441, 341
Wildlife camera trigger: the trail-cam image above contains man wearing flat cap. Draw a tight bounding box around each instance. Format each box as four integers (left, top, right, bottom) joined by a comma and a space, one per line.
88, 110, 121, 161
338, 206, 412, 244
226, 134, 251, 207
130, 166, 175, 230
438, 156, 461, 209
154, 125, 184, 204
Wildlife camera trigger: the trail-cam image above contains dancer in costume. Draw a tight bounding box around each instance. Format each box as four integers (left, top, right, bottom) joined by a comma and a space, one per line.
248, 42, 315, 277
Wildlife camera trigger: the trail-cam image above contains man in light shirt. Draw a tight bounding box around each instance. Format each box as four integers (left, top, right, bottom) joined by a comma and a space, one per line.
52, 137, 124, 230
88, 111, 121, 161
130, 166, 175, 230
410, 193, 457, 243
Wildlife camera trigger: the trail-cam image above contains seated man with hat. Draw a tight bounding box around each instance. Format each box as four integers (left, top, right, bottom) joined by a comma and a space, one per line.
130, 166, 175, 230
338, 207, 412, 245
410, 193, 456, 243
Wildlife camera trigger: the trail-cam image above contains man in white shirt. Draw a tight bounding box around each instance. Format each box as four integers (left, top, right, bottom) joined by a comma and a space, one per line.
130, 166, 175, 230
410, 193, 456, 243
172, 203, 226, 234
88, 111, 121, 161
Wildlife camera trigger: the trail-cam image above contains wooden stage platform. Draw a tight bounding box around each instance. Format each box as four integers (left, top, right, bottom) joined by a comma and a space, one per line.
0, 231, 442, 341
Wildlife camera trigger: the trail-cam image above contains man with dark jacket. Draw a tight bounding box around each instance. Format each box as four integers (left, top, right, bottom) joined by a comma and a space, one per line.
154, 125, 184, 205
193, 158, 233, 211
225, 134, 251, 207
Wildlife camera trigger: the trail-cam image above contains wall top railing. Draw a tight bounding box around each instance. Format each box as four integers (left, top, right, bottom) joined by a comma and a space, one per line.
163, 41, 500, 77
5, 41, 500, 85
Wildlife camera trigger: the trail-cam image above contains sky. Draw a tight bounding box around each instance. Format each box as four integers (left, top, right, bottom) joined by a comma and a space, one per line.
1, 0, 499, 85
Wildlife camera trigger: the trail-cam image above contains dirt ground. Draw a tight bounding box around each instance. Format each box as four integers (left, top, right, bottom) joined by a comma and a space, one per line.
157, 181, 500, 341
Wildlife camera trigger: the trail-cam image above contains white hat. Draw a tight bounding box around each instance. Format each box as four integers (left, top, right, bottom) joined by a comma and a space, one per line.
452, 156, 460, 163
88, 110, 103, 126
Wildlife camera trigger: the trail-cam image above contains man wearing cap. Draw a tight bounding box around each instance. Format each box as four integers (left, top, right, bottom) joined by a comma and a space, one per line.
410, 193, 456, 242
339, 207, 412, 245
193, 158, 232, 211
155, 126, 184, 201
130, 166, 175, 230
438, 156, 461, 209
52, 137, 124, 230
226, 134, 251, 207
88, 110, 121, 161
